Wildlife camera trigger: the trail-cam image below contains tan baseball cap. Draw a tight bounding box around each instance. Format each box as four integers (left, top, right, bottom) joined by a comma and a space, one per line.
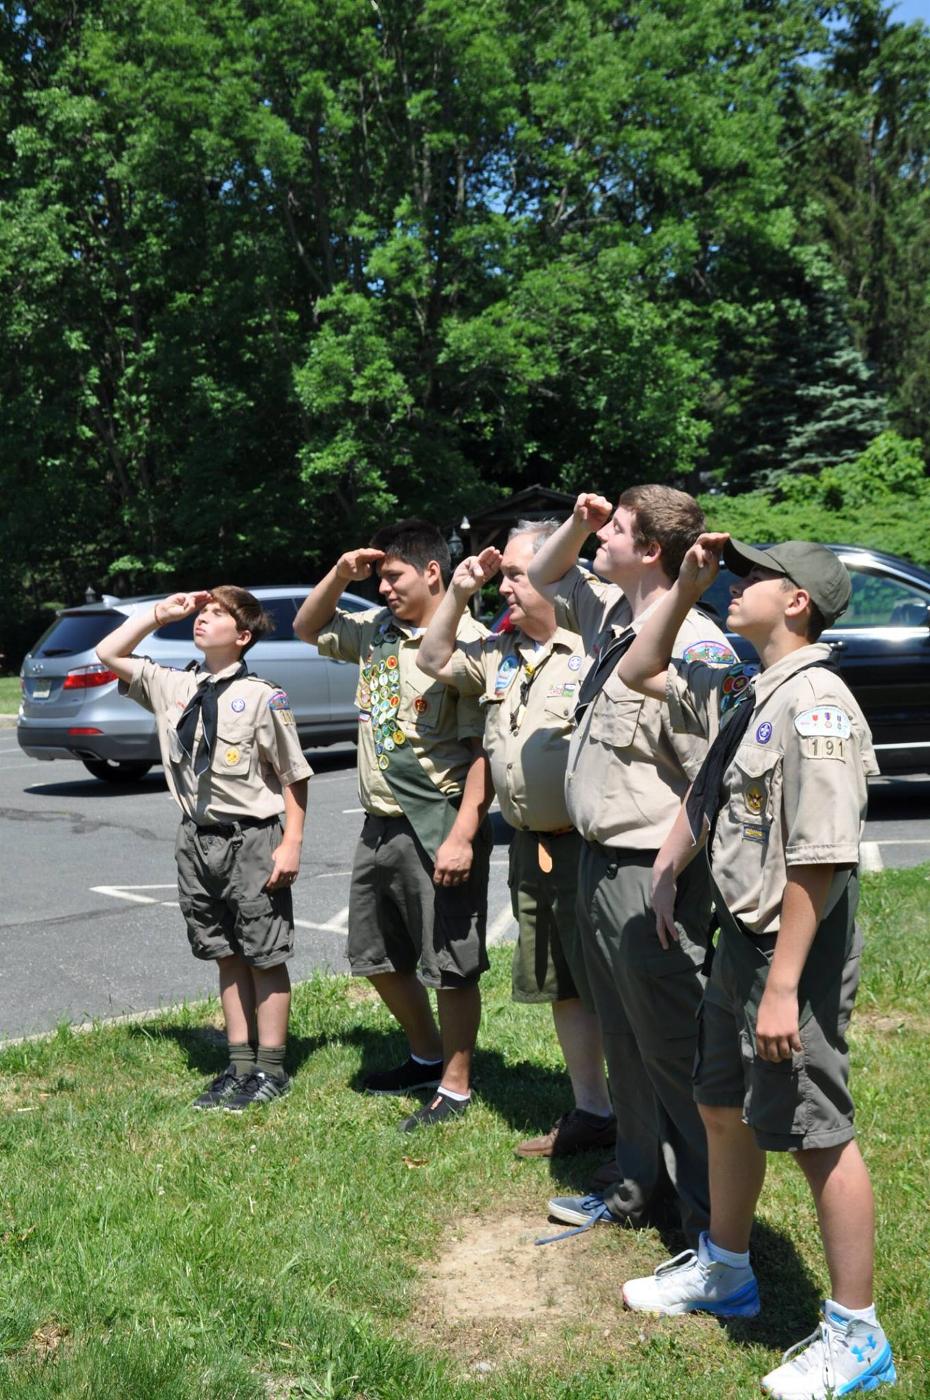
722, 539, 852, 627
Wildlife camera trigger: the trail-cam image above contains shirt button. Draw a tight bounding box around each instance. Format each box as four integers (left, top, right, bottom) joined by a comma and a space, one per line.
507, 763, 513, 770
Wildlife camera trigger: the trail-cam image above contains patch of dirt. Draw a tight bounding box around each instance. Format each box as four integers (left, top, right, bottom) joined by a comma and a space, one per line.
427, 1212, 581, 1323
856, 1010, 930, 1036
343, 981, 380, 1005
24, 1321, 69, 1362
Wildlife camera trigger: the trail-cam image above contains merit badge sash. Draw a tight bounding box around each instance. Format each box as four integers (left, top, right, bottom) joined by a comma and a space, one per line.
361, 625, 460, 865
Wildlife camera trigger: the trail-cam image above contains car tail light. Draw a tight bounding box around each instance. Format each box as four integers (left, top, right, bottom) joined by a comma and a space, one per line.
62, 665, 118, 690
68, 727, 103, 735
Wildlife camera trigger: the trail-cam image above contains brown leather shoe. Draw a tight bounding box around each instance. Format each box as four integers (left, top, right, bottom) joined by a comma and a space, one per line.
514, 1108, 617, 1158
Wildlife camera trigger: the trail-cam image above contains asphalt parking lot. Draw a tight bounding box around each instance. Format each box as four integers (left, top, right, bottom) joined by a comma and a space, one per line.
1, 728, 928, 1041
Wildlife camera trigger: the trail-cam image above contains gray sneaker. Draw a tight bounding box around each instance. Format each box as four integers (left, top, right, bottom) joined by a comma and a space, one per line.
192, 1066, 245, 1110
223, 1070, 291, 1113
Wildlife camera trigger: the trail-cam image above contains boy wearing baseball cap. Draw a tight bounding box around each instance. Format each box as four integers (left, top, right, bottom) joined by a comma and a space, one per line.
616, 536, 896, 1399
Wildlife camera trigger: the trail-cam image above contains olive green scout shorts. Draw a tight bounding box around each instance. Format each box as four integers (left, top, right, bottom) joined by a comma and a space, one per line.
695, 875, 861, 1152
175, 816, 294, 968
508, 828, 583, 1004
347, 814, 491, 989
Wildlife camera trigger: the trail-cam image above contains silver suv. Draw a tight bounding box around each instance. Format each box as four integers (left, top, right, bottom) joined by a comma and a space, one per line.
16, 586, 370, 782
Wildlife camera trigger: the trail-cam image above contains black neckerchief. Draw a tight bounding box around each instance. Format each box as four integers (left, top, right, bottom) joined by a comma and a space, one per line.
175, 661, 248, 776
572, 625, 635, 726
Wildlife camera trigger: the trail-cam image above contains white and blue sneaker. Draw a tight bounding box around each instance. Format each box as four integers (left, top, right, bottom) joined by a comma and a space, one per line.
621, 1232, 760, 1317
761, 1310, 896, 1398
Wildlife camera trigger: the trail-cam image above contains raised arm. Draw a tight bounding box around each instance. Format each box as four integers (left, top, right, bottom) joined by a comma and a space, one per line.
293, 549, 385, 645
618, 532, 730, 699
526, 493, 613, 600
419, 549, 502, 682
96, 592, 210, 684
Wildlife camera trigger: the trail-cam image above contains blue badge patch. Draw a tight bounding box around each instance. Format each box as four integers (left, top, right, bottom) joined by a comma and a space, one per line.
755, 721, 773, 744
682, 640, 736, 665
230, 697, 246, 713
268, 690, 291, 711
494, 655, 520, 694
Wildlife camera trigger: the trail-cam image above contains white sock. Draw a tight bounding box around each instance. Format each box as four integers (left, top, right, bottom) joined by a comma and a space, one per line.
705, 1235, 751, 1270
410, 1051, 442, 1065
437, 1085, 470, 1103
824, 1297, 879, 1330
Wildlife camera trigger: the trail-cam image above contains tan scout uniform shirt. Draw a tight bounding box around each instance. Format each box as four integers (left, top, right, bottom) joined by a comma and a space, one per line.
666, 644, 879, 936
124, 658, 312, 825
553, 567, 737, 849
317, 608, 487, 817
448, 626, 584, 832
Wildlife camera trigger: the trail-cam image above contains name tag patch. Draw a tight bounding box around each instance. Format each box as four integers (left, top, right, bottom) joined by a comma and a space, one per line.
794, 707, 851, 738
742, 822, 769, 846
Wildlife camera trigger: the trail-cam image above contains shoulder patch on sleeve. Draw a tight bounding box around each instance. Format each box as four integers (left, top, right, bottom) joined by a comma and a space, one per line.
794, 706, 851, 739
682, 639, 737, 665
267, 689, 292, 711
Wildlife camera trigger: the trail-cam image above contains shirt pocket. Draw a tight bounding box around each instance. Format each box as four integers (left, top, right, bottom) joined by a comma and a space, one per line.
729, 745, 782, 827
213, 727, 253, 776
402, 670, 447, 734
587, 673, 643, 749
543, 696, 574, 727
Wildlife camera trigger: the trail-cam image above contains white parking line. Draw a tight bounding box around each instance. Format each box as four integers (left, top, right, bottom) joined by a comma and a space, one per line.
860, 843, 884, 873
341, 807, 364, 814
91, 884, 177, 905
487, 901, 517, 946
295, 905, 350, 936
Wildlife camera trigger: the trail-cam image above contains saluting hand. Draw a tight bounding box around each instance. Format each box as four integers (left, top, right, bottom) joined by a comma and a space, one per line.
450, 548, 502, 598
335, 548, 386, 583
678, 532, 730, 598
154, 591, 211, 625
573, 493, 614, 532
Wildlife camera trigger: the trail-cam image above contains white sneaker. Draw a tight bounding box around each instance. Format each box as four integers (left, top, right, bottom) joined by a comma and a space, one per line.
621, 1232, 760, 1317
761, 1311, 896, 1398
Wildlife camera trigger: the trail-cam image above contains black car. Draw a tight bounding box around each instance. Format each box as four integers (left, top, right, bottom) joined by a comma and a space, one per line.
700, 544, 930, 776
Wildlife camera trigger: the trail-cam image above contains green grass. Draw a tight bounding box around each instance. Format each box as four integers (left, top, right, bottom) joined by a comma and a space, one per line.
0, 676, 21, 711
1, 867, 928, 1397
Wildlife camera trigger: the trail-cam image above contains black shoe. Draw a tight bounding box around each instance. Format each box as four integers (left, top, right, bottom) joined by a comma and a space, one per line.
223, 1070, 290, 1113
399, 1090, 469, 1132
192, 1066, 246, 1110
363, 1056, 443, 1096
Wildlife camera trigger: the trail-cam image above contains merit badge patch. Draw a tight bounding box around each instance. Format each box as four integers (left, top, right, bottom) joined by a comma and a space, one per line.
755, 721, 773, 744
794, 707, 851, 739
568, 655, 582, 672
413, 696, 429, 714
230, 697, 246, 714
720, 664, 758, 714
268, 690, 291, 712
682, 640, 735, 665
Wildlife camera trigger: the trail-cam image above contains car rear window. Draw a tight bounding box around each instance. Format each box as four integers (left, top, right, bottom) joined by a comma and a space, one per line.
154, 597, 298, 642
31, 611, 125, 657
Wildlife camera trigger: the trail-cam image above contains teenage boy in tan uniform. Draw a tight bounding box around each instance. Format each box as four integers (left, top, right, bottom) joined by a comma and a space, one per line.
419, 522, 615, 1158
618, 536, 896, 1400
98, 587, 311, 1111
527, 488, 736, 1246
295, 520, 493, 1131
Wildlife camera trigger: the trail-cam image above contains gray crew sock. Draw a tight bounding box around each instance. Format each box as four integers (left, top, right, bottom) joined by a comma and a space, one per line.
228, 1042, 256, 1077
255, 1043, 287, 1080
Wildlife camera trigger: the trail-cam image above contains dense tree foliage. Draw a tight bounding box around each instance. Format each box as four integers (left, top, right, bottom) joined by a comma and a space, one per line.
1, 0, 928, 662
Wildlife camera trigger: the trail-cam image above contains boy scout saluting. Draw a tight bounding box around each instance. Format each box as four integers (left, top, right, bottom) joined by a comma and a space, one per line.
418, 522, 616, 1159
618, 536, 896, 1400
98, 588, 311, 1111
295, 520, 493, 1131
527, 488, 736, 1246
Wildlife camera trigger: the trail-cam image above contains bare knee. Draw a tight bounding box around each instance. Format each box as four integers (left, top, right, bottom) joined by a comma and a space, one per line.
699, 1103, 745, 1135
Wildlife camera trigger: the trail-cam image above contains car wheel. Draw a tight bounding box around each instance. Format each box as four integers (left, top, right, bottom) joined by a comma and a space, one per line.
81, 759, 154, 784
